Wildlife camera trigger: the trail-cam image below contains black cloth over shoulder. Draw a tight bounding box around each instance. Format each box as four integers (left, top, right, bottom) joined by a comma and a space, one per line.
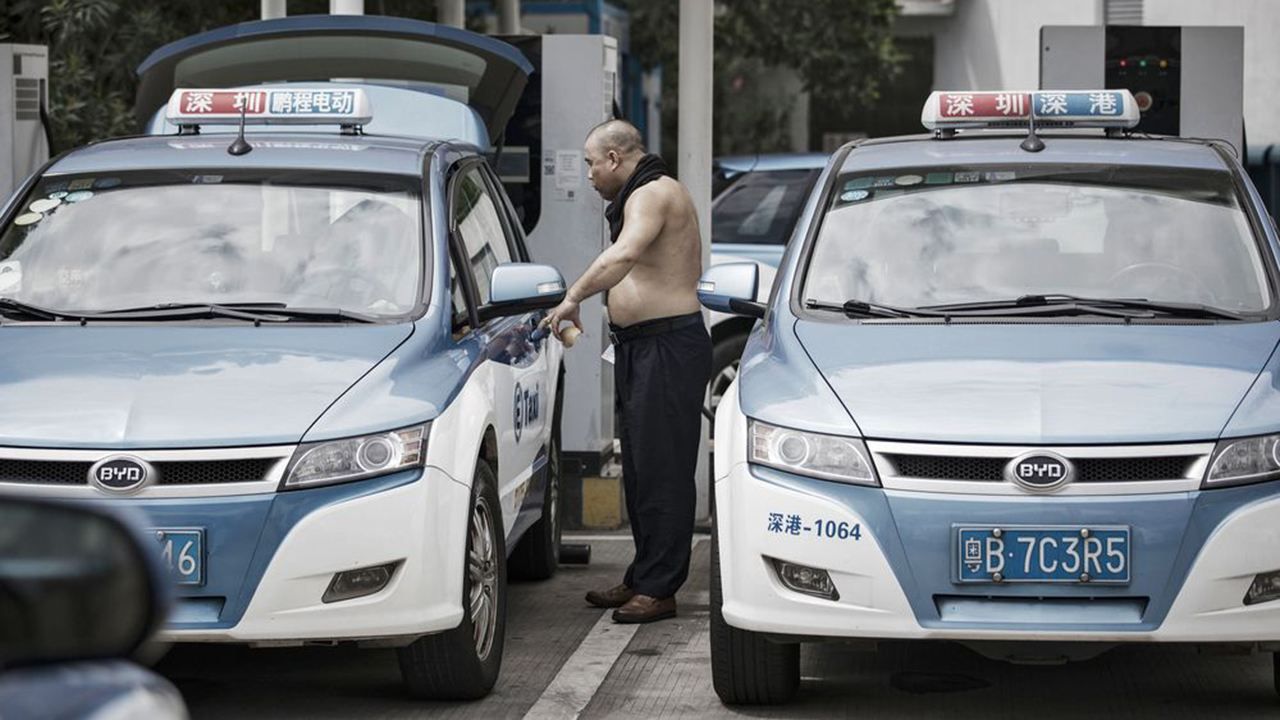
605, 154, 670, 244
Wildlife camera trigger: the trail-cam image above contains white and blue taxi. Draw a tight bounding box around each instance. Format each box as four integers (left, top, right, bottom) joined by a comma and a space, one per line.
0, 17, 563, 700
702, 89, 1280, 703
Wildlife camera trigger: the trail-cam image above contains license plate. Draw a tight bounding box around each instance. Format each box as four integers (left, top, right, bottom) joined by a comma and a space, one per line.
956, 526, 1130, 583
153, 528, 204, 586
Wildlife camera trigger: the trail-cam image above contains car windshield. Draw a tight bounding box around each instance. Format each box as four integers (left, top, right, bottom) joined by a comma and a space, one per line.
0, 169, 423, 317
803, 164, 1272, 314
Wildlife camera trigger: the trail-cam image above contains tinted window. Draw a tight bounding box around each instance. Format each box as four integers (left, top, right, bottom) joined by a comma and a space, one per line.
453, 166, 512, 306
712, 169, 818, 246
805, 164, 1272, 312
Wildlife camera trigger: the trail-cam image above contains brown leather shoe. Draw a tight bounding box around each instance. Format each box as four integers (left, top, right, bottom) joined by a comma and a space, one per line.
611, 594, 676, 624
585, 583, 635, 608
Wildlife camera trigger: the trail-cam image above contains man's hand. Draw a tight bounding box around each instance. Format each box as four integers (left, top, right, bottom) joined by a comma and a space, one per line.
542, 297, 583, 341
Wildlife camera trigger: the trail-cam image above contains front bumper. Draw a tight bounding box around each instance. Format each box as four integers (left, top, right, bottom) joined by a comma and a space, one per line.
146, 466, 471, 643
717, 460, 1280, 642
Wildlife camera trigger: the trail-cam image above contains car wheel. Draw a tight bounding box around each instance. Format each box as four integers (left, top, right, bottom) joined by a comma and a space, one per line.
1273, 651, 1279, 698
397, 458, 506, 700
508, 430, 563, 581
709, 333, 749, 430
710, 518, 799, 705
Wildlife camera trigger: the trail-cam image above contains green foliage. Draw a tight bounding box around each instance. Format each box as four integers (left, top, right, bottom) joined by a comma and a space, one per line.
618, 0, 902, 157
0, 1, 262, 151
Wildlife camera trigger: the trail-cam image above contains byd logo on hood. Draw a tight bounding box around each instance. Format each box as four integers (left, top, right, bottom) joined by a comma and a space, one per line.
89, 456, 154, 493
1005, 452, 1073, 491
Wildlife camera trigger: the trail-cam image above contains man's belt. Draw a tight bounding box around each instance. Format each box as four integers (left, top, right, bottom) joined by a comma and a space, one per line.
608, 313, 703, 346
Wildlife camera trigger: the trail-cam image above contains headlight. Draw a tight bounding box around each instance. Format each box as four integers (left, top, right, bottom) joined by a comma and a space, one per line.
283, 424, 428, 490
749, 420, 878, 486
1204, 434, 1280, 488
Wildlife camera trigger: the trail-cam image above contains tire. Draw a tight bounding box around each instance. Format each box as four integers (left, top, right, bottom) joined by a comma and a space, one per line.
709, 333, 749, 432
508, 429, 563, 581
710, 520, 800, 705
1273, 652, 1279, 699
397, 459, 507, 700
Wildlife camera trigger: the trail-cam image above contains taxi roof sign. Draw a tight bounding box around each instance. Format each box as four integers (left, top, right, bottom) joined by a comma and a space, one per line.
166, 88, 373, 128
922, 90, 1140, 132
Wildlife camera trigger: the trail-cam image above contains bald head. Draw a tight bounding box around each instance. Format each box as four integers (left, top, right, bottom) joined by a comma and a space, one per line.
584, 119, 650, 201
586, 119, 646, 157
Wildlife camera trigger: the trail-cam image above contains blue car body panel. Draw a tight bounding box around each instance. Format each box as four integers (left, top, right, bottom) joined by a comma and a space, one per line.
46, 134, 434, 177
0, 324, 412, 448
793, 319, 1280, 444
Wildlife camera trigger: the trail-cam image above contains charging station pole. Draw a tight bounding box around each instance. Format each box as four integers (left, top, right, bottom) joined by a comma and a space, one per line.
679, 0, 714, 523
439, 0, 465, 28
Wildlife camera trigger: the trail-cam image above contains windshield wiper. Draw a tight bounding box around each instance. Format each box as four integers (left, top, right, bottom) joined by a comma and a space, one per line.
92, 302, 377, 324
920, 294, 1244, 321
90, 303, 292, 323
229, 305, 378, 324
0, 298, 70, 321
806, 299, 944, 319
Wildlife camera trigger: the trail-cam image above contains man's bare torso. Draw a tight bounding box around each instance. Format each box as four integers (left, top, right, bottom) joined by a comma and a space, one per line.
607, 177, 703, 327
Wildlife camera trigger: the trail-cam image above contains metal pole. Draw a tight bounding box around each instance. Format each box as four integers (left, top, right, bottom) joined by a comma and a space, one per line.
329, 0, 362, 14
261, 0, 286, 19
678, 0, 713, 521
497, 0, 521, 34
438, 0, 465, 28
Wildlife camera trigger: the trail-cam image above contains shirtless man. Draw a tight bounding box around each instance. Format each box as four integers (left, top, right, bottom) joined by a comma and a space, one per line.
543, 119, 712, 624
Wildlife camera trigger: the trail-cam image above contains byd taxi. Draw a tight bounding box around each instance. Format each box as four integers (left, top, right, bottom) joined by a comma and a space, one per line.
0, 17, 564, 700
702, 89, 1280, 704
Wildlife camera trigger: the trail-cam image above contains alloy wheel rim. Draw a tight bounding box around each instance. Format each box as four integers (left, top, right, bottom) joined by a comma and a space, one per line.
468, 495, 498, 660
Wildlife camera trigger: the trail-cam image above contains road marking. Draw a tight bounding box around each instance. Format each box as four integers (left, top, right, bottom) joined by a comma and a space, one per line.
564, 534, 713, 543
523, 611, 639, 720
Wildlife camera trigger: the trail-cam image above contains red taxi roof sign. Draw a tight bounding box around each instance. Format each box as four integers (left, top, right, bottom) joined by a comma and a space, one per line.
921, 90, 1140, 131
165, 88, 373, 127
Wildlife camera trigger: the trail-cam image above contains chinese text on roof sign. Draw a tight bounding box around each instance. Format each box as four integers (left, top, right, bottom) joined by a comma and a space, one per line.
165, 88, 373, 126
921, 90, 1140, 131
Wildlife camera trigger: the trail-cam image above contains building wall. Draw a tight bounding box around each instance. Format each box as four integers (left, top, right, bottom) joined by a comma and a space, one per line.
897, 0, 1280, 146
901, 0, 1101, 91
1144, 0, 1280, 146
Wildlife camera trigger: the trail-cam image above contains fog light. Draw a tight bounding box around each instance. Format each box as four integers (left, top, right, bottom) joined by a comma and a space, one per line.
322, 561, 400, 604
1244, 570, 1280, 606
771, 558, 840, 601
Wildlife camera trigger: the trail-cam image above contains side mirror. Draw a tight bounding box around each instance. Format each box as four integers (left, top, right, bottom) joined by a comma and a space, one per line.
698, 262, 765, 319
0, 496, 169, 669
479, 263, 567, 322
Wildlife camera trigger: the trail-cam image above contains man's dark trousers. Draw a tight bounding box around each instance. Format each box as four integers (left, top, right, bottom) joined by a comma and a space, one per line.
613, 312, 713, 599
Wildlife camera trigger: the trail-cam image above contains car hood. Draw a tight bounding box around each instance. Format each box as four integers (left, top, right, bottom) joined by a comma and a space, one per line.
793, 319, 1280, 444
0, 324, 412, 449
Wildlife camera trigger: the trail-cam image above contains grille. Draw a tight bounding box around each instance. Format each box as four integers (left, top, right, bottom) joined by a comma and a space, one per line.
886, 454, 1197, 482
0, 457, 278, 486
1074, 456, 1196, 483
155, 459, 278, 485
0, 459, 92, 485
886, 455, 1005, 481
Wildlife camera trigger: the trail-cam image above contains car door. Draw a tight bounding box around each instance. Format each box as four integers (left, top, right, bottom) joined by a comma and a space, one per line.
449, 159, 548, 541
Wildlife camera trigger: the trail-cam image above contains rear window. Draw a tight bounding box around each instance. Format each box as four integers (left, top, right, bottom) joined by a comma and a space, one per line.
712, 169, 819, 246
803, 164, 1272, 313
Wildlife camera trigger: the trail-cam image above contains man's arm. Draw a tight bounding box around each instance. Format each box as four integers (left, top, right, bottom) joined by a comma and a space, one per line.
567, 188, 666, 302
543, 186, 667, 337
